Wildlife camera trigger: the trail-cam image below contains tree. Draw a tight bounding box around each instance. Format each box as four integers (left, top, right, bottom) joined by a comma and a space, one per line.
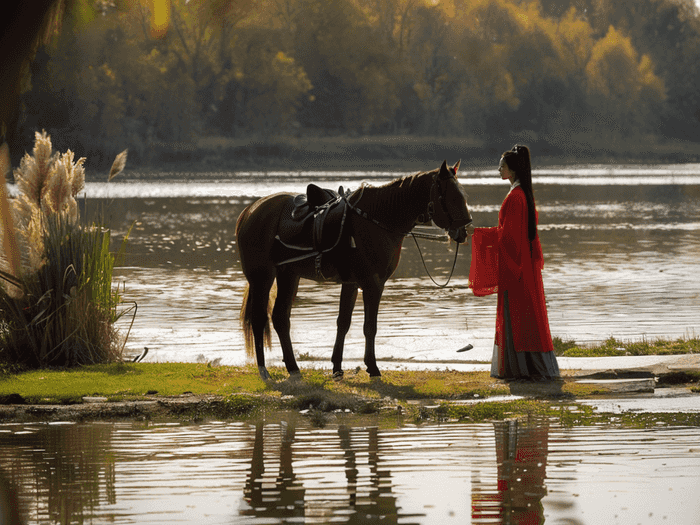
584, 25, 666, 132
218, 27, 311, 134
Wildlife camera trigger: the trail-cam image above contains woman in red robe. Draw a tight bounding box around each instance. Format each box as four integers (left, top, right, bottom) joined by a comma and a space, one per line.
469, 145, 560, 381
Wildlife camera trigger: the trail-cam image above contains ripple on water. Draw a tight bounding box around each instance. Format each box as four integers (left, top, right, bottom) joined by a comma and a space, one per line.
1, 418, 699, 524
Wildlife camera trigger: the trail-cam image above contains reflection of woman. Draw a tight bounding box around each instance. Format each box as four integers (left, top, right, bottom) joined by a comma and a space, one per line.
471, 418, 549, 524
470, 145, 560, 381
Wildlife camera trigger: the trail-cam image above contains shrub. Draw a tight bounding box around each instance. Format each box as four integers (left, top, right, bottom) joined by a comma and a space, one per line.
0, 131, 128, 368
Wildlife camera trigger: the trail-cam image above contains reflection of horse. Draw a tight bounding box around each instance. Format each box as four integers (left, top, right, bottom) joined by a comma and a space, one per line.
338, 425, 398, 520
242, 421, 305, 520
236, 161, 472, 380
241, 421, 398, 522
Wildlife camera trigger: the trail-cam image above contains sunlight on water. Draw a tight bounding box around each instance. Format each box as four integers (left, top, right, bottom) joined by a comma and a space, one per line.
13, 164, 699, 367
9, 163, 700, 199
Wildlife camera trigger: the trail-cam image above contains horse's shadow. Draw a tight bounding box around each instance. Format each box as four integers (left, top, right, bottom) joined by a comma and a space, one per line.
265, 369, 440, 418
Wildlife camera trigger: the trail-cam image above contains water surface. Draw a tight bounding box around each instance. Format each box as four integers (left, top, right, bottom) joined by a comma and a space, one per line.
1, 416, 699, 524
70, 164, 700, 367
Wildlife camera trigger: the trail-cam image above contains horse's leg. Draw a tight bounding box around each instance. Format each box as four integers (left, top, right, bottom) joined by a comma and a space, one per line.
361, 282, 385, 378
331, 283, 359, 380
250, 273, 275, 381
272, 271, 301, 377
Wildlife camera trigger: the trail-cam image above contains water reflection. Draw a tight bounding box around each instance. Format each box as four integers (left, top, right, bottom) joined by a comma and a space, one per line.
240, 421, 402, 524
241, 420, 306, 520
0, 423, 115, 524
472, 418, 549, 524
1, 418, 699, 524
0, 467, 23, 525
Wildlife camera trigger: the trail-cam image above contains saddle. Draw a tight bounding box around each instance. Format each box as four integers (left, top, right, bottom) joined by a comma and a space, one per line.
276, 184, 351, 262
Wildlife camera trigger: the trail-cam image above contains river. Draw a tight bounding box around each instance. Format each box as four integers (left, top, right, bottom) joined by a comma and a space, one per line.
68, 163, 700, 368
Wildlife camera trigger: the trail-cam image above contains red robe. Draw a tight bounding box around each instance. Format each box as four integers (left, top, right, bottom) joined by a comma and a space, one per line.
470, 186, 554, 358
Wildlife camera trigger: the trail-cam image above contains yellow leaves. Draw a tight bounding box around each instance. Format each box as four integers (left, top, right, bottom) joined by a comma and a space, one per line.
99, 63, 117, 84
148, 0, 171, 39
494, 71, 520, 109
275, 51, 295, 65
413, 82, 428, 102
585, 25, 665, 103
638, 54, 666, 100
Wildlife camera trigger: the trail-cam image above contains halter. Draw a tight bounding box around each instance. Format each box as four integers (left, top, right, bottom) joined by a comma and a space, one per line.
419, 170, 473, 231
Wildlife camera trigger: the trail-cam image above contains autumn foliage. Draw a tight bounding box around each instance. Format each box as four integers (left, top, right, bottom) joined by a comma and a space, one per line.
16, 0, 700, 165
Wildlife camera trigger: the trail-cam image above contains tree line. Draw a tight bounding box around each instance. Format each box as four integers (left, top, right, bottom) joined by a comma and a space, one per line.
14, 0, 700, 168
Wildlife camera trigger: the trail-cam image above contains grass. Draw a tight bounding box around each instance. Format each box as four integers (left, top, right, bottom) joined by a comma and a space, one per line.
553, 335, 700, 357
1, 364, 699, 426
0, 363, 271, 404
0, 363, 665, 406
0, 365, 511, 405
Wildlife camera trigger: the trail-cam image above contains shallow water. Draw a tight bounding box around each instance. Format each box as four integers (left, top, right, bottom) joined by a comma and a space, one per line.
68, 164, 700, 368
0, 415, 698, 524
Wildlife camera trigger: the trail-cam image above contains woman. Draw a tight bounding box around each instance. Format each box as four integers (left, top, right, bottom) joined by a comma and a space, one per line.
469, 145, 560, 381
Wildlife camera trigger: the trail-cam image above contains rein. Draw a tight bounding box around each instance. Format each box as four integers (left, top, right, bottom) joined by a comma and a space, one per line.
410, 232, 460, 288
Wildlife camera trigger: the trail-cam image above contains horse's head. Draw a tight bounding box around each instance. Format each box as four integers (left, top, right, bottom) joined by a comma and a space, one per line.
428, 160, 472, 243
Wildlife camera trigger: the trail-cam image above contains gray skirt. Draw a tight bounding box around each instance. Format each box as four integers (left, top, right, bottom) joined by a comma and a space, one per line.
491, 290, 561, 381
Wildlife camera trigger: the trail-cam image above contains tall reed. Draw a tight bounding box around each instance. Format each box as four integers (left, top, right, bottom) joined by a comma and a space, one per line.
0, 131, 128, 368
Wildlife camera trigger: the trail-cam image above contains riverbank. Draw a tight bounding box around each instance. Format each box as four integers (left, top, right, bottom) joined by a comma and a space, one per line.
1, 360, 699, 424
97, 133, 700, 177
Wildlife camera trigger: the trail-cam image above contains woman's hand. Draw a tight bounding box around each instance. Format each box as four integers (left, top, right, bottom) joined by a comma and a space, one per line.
449, 223, 475, 244
460, 223, 475, 244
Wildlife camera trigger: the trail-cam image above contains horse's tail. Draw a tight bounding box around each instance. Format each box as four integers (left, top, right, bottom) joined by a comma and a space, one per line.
240, 282, 275, 359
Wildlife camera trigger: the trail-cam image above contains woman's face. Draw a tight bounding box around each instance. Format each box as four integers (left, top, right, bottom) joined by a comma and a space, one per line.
498, 157, 516, 182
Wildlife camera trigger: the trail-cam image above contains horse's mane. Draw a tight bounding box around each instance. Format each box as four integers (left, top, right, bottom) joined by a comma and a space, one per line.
351, 171, 430, 217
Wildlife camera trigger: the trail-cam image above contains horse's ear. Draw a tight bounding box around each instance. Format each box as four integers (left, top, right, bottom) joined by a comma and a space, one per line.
453, 160, 461, 174
439, 160, 449, 178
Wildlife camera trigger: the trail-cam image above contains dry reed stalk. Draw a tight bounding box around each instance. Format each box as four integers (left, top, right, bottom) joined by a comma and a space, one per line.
0, 143, 21, 295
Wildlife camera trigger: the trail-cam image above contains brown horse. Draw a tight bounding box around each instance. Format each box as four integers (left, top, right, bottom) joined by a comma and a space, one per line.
236, 160, 472, 380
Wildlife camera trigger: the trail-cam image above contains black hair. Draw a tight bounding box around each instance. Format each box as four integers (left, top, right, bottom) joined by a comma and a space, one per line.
502, 145, 536, 244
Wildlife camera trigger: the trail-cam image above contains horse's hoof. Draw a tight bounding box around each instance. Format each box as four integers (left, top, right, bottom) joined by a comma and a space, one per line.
258, 366, 271, 381
288, 370, 302, 381
368, 370, 382, 379
333, 370, 344, 381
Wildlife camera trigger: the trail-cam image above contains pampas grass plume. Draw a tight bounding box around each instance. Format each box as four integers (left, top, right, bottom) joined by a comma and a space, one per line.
108, 149, 128, 181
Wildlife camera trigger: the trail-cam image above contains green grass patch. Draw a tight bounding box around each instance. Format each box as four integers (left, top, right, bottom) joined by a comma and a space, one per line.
0, 363, 269, 404
0, 363, 696, 424
332, 370, 511, 401
0, 365, 514, 407
554, 336, 700, 357
445, 399, 550, 422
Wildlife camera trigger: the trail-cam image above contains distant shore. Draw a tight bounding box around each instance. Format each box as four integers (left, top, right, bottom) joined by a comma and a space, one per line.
92, 134, 700, 178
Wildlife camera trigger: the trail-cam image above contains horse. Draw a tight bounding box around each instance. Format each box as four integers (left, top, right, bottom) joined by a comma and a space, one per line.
236, 160, 472, 380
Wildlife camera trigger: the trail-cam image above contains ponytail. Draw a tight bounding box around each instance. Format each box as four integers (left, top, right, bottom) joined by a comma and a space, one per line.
502, 145, 537, 244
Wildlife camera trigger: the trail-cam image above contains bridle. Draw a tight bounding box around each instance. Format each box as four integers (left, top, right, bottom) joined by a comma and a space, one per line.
418, 171, 473, 233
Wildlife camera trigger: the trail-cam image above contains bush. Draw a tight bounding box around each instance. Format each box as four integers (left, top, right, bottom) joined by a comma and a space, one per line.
0, 131, 128, 368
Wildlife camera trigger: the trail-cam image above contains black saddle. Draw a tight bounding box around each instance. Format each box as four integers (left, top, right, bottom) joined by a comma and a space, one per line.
291, 183, 338, 220
276, 184, 350, 260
